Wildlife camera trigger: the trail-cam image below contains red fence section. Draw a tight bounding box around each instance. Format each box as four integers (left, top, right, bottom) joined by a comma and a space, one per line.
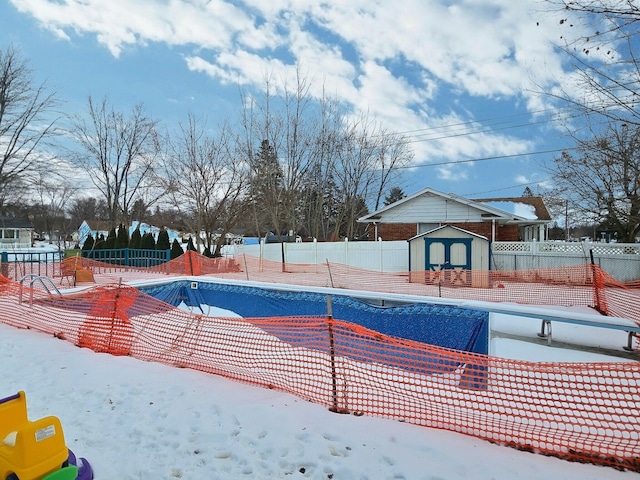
0, 275, 638, 472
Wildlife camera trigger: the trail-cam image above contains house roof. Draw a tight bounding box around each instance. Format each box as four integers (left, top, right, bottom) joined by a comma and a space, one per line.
472, 196, 551, 221
0, 216, 34, 229
358, 186, 548, 225
82, 220, 113, 232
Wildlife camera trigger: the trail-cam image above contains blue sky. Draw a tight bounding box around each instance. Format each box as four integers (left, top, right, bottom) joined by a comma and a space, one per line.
1, 0, 588, 200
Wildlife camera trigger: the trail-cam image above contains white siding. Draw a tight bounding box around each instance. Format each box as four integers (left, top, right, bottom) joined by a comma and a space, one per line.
377, 192, 492, 223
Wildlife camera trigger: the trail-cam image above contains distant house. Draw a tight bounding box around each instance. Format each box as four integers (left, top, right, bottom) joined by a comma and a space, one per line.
0, 217, 34, 249
129, 221, 180, 244
358, 186, 551, 242
78, 220, 112, 246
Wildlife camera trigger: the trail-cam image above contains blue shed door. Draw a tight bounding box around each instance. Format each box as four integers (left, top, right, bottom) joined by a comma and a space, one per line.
424, 238, 472, 286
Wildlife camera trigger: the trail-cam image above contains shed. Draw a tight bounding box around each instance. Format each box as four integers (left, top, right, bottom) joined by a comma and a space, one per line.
408, 225, 490, 287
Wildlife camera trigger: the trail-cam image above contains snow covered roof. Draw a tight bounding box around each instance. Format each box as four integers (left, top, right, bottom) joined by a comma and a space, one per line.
473, 196, 551, 221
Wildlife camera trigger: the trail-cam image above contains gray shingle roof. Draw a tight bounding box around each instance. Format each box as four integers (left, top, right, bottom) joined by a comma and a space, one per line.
0, 217, 33, 229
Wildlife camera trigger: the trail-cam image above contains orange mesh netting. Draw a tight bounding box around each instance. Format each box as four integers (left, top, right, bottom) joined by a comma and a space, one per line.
0, 276, 638, 472
5, 251, 640, 341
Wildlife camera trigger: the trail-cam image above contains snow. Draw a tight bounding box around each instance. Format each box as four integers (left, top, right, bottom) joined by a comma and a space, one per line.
481, 201, 538, 220
1, 303, 636, 479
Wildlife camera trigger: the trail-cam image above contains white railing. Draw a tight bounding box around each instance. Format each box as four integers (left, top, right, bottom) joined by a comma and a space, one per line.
491, 241, 640, 282
493, 241, 640, 256
0, 240, 33, 249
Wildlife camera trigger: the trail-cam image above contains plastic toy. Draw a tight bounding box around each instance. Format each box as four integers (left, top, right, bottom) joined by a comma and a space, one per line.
0, 391, 93, 480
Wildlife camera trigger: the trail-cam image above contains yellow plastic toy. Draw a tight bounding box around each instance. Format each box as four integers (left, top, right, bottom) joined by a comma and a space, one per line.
0, 391, 74, 480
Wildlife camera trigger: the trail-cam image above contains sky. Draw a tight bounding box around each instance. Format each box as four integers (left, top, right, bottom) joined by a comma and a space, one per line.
2, 304, 636, 479
0, 0, 598, 199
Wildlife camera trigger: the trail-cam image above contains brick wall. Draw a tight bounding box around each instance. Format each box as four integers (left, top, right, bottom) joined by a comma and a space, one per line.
448, 223, 520, 242
370, 223, 418, 241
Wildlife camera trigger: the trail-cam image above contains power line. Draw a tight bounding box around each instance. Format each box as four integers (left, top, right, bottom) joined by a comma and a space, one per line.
398, 147, 574, 169
368, 106, 581, 146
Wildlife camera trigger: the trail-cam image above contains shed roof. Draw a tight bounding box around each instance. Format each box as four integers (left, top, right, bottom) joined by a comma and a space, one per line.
407, 225, 489, 242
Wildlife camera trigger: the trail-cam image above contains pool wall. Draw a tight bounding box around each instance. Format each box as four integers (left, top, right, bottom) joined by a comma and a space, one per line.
139, 279, 489, 355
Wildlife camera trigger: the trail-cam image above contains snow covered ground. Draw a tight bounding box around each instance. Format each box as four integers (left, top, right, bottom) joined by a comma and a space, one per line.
1, 300, 636, 479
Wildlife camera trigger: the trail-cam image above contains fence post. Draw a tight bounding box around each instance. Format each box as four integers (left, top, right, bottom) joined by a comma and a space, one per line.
326, 295, 348, 414
0, 252, 7, 278
590, 249, 607, 315
344, 237, 348, 272
326, 259, 334, 288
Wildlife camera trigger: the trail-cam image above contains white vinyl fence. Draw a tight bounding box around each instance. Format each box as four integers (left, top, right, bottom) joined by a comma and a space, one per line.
491, 241, 640, 283
233, 239, 640, 282
234, 239, 409, 272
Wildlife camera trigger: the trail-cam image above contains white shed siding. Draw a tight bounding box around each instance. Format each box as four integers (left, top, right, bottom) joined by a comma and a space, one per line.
408, 226, 490, 287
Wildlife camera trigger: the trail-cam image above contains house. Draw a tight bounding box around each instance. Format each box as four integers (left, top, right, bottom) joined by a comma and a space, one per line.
358, 186, 551, 242
77, 220, 112, 246
473, 195, 552, 242
0, 217, 34, 249
129, 221, 180, 244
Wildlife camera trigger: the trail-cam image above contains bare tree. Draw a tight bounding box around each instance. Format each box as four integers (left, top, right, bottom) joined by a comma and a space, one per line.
164, 114, 248, 256
333, 114, 413, 239
547, 122, 640, 242
68, 196, 109, 228
239, 70, 412, 241
299, 89, 344, 240
31, 169, 77, 247
240, 69, 320, 240
68, 96, 163, 228
0, 45, 61, 209
544, 0, 640, 124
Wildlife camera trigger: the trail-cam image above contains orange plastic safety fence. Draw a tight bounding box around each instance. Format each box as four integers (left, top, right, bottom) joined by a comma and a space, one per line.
4, 251, 640, 332
0, 277, 638, 472
224, 255, 640, 329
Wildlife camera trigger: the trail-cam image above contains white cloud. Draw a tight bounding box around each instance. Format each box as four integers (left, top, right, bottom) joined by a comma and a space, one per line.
8, 0, 600, 180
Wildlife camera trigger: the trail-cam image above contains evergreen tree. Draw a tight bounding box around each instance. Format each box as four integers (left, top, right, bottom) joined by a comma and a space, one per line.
104, 227, 117, 250
116, 223, 129, 249
186, 236, 196, 252
202, 246, 212, 258
248, 139, 286, 238
140, 232, 156, 250
94, 233, 106, 249
384, 187, 406, 206
130, 226, 142, 249
156, 228, 170, 251
82, 234, 95, 251
170, 238, 184, 259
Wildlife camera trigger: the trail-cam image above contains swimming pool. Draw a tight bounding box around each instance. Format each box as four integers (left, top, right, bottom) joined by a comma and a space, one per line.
136, 277, 489, 355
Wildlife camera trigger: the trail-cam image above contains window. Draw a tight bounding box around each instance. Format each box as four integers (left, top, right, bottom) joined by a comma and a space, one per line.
418, 223, 439, 235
